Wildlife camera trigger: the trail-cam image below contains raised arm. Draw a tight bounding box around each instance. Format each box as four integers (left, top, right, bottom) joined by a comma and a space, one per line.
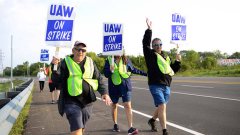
146, 18, 152, 30
142, 18, 153, 59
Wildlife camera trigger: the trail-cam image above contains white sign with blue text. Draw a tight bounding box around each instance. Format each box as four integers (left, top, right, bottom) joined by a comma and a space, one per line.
171, 13, 186, 41
40, 49, 49, 61
103, 23, 123, 55
45, 4, 76, 48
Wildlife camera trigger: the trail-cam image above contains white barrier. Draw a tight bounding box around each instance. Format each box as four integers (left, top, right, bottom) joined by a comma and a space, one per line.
217, 59, 240, 66
0, 80, 34, 135
0, 78, 10, 84
0, 92, 5, 99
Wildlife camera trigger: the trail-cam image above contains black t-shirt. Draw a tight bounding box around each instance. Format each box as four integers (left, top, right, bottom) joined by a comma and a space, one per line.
50, 63, 61, 83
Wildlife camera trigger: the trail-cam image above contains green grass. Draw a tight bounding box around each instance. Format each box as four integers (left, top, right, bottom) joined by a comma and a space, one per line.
177, 65, 240, 77
0, 79, 24, 92
9, 92, 33, 135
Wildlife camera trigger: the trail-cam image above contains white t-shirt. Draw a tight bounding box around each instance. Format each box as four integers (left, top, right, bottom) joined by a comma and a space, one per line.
37, 71, 46, 81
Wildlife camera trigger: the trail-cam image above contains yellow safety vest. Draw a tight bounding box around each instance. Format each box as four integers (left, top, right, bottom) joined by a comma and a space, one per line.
108, 56, 131, 85
65, 56, 98, 96
155, 53, 174, 76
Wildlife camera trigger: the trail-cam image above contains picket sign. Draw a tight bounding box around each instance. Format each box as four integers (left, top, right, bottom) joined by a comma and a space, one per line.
102, 23, 123, 56
45, 4, 76, 48
170, 13, 187, 54
45, 3, 76, 70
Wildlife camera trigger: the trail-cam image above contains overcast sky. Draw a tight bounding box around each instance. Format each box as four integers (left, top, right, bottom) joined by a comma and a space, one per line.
0, 0, 239, 69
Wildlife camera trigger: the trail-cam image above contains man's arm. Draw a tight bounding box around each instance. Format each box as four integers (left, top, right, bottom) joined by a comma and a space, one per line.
60, 60, 67, 90
103, 59, 112, 78
93, 62, 107, 95
58, 60, 67, 116
93, 62, 112, 105
142, 30, 152, 55
171, 53, 181, 73
142, 18, 153, 59
171, 61, 181, 73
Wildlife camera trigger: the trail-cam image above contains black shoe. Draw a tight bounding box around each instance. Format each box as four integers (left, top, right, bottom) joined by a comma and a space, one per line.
163, 131, 169, 135
128, 127, 138, 135
163, 129, 169, 135
112, 124, 120, 132
148, 118, 158, 132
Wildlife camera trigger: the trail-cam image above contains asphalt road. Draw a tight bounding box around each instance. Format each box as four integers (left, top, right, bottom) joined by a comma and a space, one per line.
102, 76, 240, 135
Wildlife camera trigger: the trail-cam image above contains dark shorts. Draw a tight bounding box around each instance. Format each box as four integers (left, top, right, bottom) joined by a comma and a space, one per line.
49, 82, 60, 92
149, 84, 171, 107
64, 104, 93, 132
110, 91, 132, 104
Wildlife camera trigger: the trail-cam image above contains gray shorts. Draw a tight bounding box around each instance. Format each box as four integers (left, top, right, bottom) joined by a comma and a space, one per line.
64, 104, 93, 132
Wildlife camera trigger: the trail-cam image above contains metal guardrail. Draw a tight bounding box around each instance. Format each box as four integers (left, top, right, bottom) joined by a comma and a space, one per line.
0, 79, 34, 135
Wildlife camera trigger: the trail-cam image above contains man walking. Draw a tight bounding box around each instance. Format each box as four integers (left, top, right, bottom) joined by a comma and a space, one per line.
142, 18, 181, 135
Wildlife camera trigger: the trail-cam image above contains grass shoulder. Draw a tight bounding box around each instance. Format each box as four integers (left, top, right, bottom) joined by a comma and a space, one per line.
176, 65, 240, 77
9, 92, 32, 135
0, 79, 24, 92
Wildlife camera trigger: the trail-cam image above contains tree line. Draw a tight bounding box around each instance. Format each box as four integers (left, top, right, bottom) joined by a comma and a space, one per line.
2, 50, 240, 77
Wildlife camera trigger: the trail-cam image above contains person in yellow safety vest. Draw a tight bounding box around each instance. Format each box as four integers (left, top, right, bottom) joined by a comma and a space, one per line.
143, 18, 181, 135
104, 54, 147, 135
58, 41, 112, 135
44, 56, 61, 104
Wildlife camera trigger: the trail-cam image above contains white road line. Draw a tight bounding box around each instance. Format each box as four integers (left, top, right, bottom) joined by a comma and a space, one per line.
180, 85, 214, 89
172, 91, 240, 102
97, 97, 205, 135
132, 86, 240, 102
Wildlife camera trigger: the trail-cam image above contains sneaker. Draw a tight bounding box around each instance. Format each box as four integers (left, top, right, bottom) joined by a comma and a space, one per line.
112, 124, 120, 132
51, 100, 55, 104
148, 118, 158, 132
128, 127, 139, 135
162, 129, 169, 135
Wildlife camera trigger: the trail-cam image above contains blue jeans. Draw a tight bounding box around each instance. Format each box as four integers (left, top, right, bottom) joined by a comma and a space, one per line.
149, 84, 171, 107
110, 90, 132, 104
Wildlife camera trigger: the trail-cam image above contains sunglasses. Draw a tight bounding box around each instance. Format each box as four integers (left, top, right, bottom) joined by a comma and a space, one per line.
153, 44, 162, 47
74, 48, 86, 52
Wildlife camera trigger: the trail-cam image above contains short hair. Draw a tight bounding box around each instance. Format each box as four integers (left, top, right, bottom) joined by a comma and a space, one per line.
152, 38, 161, 45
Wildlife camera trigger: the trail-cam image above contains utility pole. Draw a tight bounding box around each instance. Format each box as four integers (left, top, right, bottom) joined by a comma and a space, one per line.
28, 65, 30, 77
27, 64, 28, 77
26, 62, 30, 77
0, 49, 3, 77
10, 35, 13, 90
138, 53, 141, 65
